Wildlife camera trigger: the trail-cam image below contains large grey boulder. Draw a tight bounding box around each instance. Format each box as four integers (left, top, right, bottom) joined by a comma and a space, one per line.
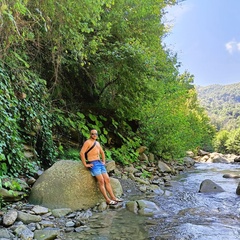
29, 160, 123, 210
198, 179, 225, 193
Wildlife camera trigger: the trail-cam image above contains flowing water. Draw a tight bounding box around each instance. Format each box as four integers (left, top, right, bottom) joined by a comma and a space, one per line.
150, 162, 240, 240
63, 162, 240, 240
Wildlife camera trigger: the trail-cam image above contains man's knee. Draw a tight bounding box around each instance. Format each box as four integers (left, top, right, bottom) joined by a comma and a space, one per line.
97, 179, 105, 185
104, 176, 110, 184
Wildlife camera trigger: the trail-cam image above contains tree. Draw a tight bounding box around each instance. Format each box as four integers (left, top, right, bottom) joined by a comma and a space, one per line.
226, 128, 240, 154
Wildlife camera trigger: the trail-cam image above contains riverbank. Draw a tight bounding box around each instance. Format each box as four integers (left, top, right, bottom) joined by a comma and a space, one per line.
1, 152, 239, 239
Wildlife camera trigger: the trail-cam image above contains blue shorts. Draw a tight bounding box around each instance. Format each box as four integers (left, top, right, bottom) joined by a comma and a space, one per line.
89, 160, 107, 176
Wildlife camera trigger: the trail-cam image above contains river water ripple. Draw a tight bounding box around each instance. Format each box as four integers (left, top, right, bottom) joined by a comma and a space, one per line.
150, 162, 240, 240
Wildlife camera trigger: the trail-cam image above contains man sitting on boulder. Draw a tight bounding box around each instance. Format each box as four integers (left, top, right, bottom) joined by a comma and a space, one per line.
80, 129, 123, 205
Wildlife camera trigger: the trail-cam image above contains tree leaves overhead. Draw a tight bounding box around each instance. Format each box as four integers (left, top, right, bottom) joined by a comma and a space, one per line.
0, 0, 217, 173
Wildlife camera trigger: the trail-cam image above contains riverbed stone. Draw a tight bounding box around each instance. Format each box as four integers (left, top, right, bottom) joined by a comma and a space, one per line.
105, 160, 116, 172
29, 160, 123, 210
0, 228, 12, 239
223, 173, 240, 178
198, 179, 225, 193
14, 224, 34, 239
125, 201, 138, 214
158, 161, 172, 173
126, 200, 161, 216
51, 208, 72, 218
34, 229, 60, 240
3, 209, 18, 226
17, 211, 42, 224
234, 156, 240, 162
32, 205, 49, 215
0, 188, 25, 202
236, 182, 240, 195
137, 200, 161, 216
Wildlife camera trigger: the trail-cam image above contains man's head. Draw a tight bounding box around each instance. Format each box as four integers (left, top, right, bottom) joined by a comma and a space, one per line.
90, 129, 98, 139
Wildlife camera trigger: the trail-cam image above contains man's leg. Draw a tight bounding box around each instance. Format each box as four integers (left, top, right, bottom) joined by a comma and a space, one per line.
102, 173, 116, 200
95, 174, 112, 203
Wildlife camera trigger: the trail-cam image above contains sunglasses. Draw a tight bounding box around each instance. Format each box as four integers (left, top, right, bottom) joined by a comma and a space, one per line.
91, 133, 98, 136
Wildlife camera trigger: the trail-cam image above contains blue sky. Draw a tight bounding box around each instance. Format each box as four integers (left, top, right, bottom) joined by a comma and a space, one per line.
163, 0, 240, 86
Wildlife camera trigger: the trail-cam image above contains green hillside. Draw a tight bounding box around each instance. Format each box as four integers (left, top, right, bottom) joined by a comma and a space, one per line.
196, 83, 240, 131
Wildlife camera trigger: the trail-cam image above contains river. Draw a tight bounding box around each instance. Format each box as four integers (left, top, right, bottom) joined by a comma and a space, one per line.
63, 162, 240, 240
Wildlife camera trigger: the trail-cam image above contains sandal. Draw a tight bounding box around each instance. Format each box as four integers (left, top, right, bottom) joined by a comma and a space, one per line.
113, 198, 123, 202
106, 200, 118, 205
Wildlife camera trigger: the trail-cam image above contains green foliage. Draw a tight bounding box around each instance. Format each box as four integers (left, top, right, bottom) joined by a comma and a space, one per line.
110, 134, 141, 165
141, 170, 152, 179
213, 130, 229, 153
2, 178, 22, 191
58, 148, 80, 161
0, 66, 26, 176
0, 60, 56, 175
212, 128, 240, 154
139, 77, 215, 159
196, 83, 240, 131
226, 128, 240, 154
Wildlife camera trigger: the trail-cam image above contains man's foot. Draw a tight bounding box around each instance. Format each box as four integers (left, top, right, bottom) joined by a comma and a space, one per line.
106, 200, 118, 205
112, 198, 123, 202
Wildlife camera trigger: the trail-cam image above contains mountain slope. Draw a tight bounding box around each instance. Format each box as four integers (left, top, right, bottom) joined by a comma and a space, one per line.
196, 82, 240, 131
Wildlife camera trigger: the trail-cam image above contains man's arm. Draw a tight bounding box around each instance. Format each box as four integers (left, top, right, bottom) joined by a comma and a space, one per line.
80, 141, 92, 167
99, 145, 106, 164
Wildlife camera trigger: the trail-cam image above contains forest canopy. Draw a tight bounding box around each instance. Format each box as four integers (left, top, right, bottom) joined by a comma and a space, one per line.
0, 0, 215, 176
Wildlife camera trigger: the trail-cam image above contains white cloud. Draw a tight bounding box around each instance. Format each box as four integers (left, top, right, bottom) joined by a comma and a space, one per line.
225, 40, 240, 54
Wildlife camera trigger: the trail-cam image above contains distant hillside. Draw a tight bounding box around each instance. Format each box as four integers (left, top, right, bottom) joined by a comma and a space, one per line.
196, 82, 240, 131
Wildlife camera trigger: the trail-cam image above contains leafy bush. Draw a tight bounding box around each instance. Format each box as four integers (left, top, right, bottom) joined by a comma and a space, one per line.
226, 128, 240, 154
213, 130, 229, 153
58, 148, 80, 161
0, 62, 56, 175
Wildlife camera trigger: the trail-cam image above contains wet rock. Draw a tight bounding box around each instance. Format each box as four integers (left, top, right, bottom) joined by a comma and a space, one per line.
34, 229, 60, 240
0, 188, 25, 202
17, 211, 42, 224
110, 177, 123, 198
212, 155, 228, 163
234, 156, 240, 162
51, 208, 72, 218
138, 153, 148, 162
198, 149, 210, 156
236, 182, 240, 195
27, 177, 36, 186
32, 205, 49, 215
0, 228, 13, 239
65, 221, 75, 227
223, 173, 240, 178
158, 161, 172, 173
137, 200, 161, 216
183, 157, 195, 167
39, 220, 56, 228
97, 202, 108, 212
14, 224, 34, 240
198, 179, 225, 193
135, 177, 150, 185
105, 160, 116, 172
126, 200, 162, 216
124, 165, 139, 174
139, 185, 147, 192
126, 201, 139, 214
3, 209, 18, 226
